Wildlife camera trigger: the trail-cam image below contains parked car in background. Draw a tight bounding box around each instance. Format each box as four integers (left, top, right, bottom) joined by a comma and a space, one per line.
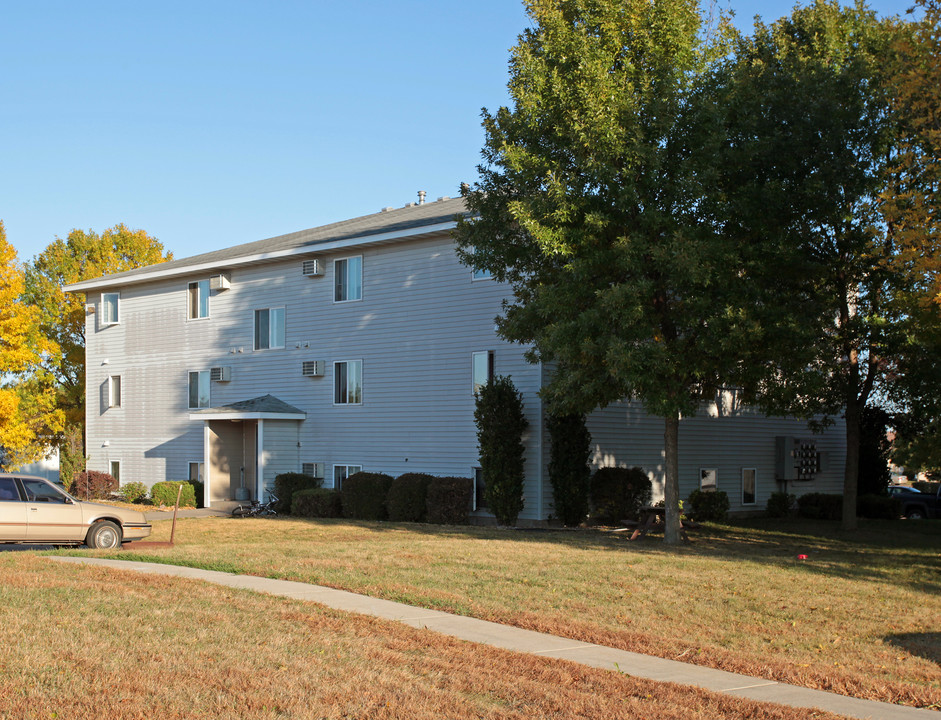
888, 484, 941, 519
0, 472, 152, 548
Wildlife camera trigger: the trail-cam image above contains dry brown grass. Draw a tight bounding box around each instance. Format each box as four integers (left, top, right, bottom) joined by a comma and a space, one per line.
0, 554, 851, 720
64, 515, 941, 709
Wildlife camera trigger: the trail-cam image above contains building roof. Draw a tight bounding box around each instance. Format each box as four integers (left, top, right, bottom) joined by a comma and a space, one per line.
66, 196, 468, 293
188, 394, 307, 421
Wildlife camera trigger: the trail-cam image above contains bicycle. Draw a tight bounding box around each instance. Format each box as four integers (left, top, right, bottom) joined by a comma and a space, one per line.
231, 493, 279, 518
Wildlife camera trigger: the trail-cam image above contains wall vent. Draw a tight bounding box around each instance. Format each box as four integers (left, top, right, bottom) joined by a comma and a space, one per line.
210, 366, 231, 382
302, 360, 325, 377
302, 259, 324, 277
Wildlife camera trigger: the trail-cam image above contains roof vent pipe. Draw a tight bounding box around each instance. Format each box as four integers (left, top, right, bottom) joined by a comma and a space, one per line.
417, 190, 426, 205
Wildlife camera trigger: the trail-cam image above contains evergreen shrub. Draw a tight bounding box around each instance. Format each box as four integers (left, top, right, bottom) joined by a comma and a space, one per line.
546, 413, 591, 526
341, 472, 393, 520
687, 489, 730, 522
387, 473, 434, 522
766, 491, 795, 518
475, 376, 528, 526
71, 471, 118, 500
120, 481, 148, 503
589, 467, 651, 523
274, 472, 322, 514
151, 481, 196, 508
189, 480, 205, 508
426, 476, 473, 525
292, 488, 342, 518
796, 493, 843, 520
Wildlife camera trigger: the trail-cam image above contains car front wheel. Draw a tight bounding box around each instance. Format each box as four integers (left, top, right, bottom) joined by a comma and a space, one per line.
86, 521, 122, 549
905, 507, 925, 520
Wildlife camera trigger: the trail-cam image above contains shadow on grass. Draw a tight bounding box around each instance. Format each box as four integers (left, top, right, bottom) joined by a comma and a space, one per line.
885, 632, 941, 667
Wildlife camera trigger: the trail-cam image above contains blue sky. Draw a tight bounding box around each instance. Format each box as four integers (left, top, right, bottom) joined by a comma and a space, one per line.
1, 0, 917, 263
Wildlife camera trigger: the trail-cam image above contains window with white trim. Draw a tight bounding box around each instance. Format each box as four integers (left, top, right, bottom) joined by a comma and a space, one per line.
333, 464, 362, 490
188, 279, 210, 319
334, 256, 362, 302
254, 307, 285, 350
700, 468, 718, 492
188, 370, 210, 409
472, 351, 494, 394
110, 461, 121, 483
473, 267, 492, 280
188, 462, 204, 483
334, 360, 362, 404
108, 376, 122, 408
101, 293, 120, 325
742, 468, 756, 505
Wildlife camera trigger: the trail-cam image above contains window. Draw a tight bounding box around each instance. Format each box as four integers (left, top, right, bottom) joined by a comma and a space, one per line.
254, 308, 285, 350
473, 467, 488, 510
188, 370, 210, 409
472, 351, 494, 394
0, 477, 19, 501
700, 468, 718, 492
189, 462, 204, 483
333, 464, 362, 490
188, 280, 210, 319
101, 293, 120, 324
334, 256, 362, 302
108, 376, 122, 408
742, 468, 756, 505
473, 268, 492, 280
110, 461, 121, 484
334, 360, 362, 404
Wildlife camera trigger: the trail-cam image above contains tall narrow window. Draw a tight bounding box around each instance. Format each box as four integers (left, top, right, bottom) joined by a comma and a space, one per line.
189, 462, 204, 483
188, 370, 210, 409
472, 351, 494, 394
101, 293, 120, 324
700, 468, 718, 492
333, 464, 362, 491
254, 308, 285, 349
188, 280, 210, 319
110, 461, 121, 483
334, 256, 362, 302
334, 360, 362, 404
742, 468, 756, 505
108, 376, 122, 408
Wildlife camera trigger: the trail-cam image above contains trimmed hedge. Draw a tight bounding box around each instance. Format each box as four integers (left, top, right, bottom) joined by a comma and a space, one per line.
589, 467, 651, 524
766, 492, 795, 518
292, 488, 343, 518
426, 476, 473, 525
341, 472, 394, 521
687, 489, 730, 522
71, 471, 118, 500
387, 473, 434, 523
120, 481, 148, 503
274, 472, 322, 514
189, 480, 205, 508
857, 493, 903, 519
151, 481, 197, 508
796, 492, 842, 520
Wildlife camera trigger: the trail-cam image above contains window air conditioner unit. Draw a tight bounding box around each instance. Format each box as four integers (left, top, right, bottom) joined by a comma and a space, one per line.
209, 274, 231, 291
210, 366, 231, 382
302, 360, 325, 377
85, 304, 96, 314
302, 259, 324, 277
302, 462, 325, 479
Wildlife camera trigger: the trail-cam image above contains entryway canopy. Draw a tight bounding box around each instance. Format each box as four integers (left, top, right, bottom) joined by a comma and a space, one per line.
189, 395, 306, 506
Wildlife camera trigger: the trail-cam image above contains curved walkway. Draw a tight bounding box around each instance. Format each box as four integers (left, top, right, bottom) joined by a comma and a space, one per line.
50, 556, 935, 720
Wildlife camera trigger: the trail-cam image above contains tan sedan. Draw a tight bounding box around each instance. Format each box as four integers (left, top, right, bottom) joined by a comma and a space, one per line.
0, 472, 152, 548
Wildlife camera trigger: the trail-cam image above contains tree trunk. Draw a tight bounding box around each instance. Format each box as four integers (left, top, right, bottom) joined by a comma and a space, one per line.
663, 413, 682, 545
842, 400, 861, 531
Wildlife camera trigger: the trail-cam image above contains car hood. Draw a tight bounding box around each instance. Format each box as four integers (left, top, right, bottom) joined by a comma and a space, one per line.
76, 501, 149, 525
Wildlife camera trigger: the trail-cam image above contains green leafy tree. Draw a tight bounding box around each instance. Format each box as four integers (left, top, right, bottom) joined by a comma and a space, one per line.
723, 2, 937, 530
456, 0, 755, 543
546, 412, 591, 526
18, 225, 172, 473
858, 406, 893, 495
474, 376, 528, 526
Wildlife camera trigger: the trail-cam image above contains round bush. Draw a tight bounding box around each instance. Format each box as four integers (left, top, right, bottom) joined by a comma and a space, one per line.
766, 491, 795, 518
293, 488, 342, 518
71, 471, 118, 500
589, 467, 652, 523
387, 473, 434, 523
426, 476, 473, 525
120, 481, 148, 503
151, 481, 196, 508
687, 489, 730, 522
341, 472, 393, 521
274, 472, 323, 514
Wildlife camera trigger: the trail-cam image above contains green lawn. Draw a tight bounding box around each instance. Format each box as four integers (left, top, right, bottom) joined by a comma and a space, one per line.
62, 515, 941, 709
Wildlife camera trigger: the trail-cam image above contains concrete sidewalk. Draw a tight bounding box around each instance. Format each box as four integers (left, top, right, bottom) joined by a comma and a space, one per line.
50, 557, 935, 720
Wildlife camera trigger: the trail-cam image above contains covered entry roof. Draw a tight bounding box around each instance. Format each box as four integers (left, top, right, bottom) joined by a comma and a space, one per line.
188, 394, 307, 421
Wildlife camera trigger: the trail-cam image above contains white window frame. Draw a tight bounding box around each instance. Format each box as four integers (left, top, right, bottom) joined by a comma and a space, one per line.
188, 279, 210, 320
742, 467, 757, 506
188, 461, 204, 483
334, 360, 363, 405
101, 292, 120, 325
334, 255, 363, 303
110, 461, 121, 484
253, 307, 285, 350
108, 375, 122, 408
332, 464, 362, 491
472, 267, 492, 280
188, 370, 211, 409
700, 468, 718, 493
472, 350, 494, 394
